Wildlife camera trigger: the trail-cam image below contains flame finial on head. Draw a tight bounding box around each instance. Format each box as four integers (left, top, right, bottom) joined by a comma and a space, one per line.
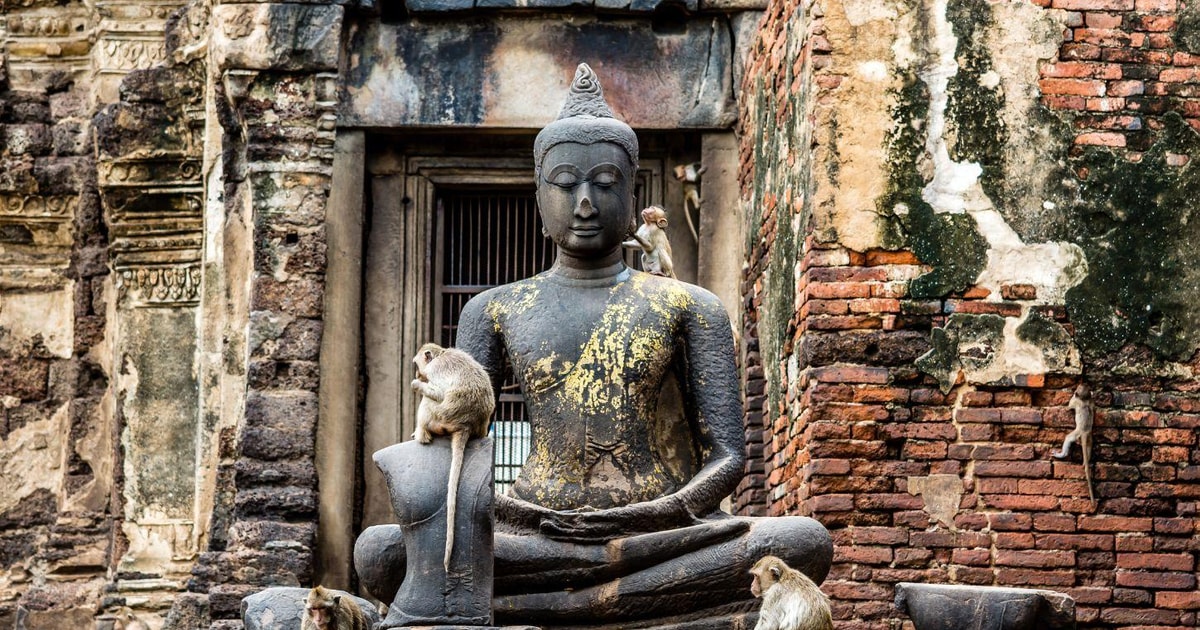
558, 63, 613, 119
534, 62, 639, 171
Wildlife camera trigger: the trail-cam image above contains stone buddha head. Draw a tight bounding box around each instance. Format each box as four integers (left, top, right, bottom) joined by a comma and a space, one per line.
533, 64, 639, 261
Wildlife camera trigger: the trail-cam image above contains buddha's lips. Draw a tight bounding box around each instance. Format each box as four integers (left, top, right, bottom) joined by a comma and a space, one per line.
571, 226, 602, 236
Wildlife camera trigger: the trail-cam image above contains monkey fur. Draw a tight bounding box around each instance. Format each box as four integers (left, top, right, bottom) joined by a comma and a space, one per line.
302, 585, 368, 630
623, 205, 676, 279
411, 342, 495, 571
750, 555, 833, 630
1053, 383, 1095, 502
672, 162, 705, 242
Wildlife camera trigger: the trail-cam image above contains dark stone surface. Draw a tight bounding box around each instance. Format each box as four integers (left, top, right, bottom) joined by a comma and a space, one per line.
242, 587, 380, 630
354, 524, 408, 603
371, 438, 495, 628
894, 583, 1076, 630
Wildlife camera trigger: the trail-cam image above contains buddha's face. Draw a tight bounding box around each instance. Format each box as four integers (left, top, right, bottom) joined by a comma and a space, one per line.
536, 141, 634, 258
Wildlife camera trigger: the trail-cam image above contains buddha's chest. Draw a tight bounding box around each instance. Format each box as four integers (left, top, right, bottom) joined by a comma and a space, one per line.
502, 293, 680, 401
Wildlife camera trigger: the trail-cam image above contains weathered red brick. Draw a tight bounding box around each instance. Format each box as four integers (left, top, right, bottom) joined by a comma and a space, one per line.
1085, 97, 1126, 111
1116, 571, 1196, 590
995, 568, 1076, 586
836, 545, 893, 565
1160, 68, 1200, 83
996, 549, 1076, 568
1118, 553, 1195, 572
1084, 12, 1124, 28
1033, 513, 1078, 532
951, 548, 992, 566
1076, 132, 1128, 147
1157, 591, 1200, 610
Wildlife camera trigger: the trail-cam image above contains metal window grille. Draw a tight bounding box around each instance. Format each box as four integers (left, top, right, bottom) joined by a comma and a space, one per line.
434, 189, 551, 493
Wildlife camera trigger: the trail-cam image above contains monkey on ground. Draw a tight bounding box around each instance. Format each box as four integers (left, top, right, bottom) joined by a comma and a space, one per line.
672, 162, 706, 242
302, 586, 369, 630
411, 342, 495, 571
623, 205, 676, 279
1053, 383, 1095, 501
750, 555, 833, 630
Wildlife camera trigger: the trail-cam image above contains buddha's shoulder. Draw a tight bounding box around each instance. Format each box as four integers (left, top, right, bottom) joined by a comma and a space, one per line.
624, 271, 727, 315
461, 275, 550, 320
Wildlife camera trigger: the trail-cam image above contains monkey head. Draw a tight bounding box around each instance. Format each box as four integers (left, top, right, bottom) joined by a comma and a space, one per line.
413, 342, 445, 380
305, 586, 338, 628
672, 164, 688, 181
750, 555, 786, 598
641, 206, 668, 229
1075, 382, 1091, 399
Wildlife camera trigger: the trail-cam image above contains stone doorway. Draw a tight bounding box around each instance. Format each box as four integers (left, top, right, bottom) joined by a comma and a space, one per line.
359, 135, 678, 528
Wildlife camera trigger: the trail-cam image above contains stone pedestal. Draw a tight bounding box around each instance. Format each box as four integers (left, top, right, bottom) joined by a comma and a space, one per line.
894, 583, 1076, 630
374, 437, 495, 628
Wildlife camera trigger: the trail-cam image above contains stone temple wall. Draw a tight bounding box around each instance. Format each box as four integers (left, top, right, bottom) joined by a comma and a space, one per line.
738, 0, 1200, 627
1, 0, 1199, 627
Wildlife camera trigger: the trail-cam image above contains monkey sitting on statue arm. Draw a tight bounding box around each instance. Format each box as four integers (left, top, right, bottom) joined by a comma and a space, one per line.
622, 205, 676, 279
750, 556, 833, 630
303, 586, 369, 630
411, 342, 495, 571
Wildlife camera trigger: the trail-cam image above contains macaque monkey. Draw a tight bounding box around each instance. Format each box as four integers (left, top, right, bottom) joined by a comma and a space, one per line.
623, 205, 676, 279
1053, 383, 1095, 501
750, 555, 833, 630
411, 342, 495, 571
672, 162, 706, 242
302, 586, 368, 630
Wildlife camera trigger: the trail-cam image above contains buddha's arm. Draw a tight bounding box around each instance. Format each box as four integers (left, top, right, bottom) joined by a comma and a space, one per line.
666, 289, 745, 515
454, 292, 507, 399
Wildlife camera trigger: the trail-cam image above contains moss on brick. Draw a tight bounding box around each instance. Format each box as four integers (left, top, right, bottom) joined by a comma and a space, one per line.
1176, 1, 1200, 54
1064, 113, 1200, 360
945, 0, 1007, 208
879, 72, 988, 299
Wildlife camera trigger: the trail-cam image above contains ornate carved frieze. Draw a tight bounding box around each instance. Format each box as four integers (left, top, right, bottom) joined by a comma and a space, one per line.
0, 193, 78, 290
99, 157, 203, 266
115, 264, 201, 307
96, 37, 168, 72
92, 0, 187, 102
2, 6, 95, 91
0, 194, 76, 221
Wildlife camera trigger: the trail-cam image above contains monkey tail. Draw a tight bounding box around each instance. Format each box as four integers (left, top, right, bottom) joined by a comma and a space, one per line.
1082, 432, 1095, 503
445, 431, 468, 572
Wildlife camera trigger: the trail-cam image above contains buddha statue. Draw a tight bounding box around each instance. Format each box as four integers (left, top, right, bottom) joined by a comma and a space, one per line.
356, 63, 832, 629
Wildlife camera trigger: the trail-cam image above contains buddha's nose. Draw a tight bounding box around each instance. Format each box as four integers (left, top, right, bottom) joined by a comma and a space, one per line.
575, 192, 596, 219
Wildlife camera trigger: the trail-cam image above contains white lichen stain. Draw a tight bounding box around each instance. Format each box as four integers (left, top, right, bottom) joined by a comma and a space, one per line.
915, 0, 1087, 306
0, 403, 68, 515
0, 287, 75, 358
907, 473, 963, 529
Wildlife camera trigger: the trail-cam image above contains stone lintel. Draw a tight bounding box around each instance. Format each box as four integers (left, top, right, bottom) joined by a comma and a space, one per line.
212, 3, 343, 72
342, 15, 736, 130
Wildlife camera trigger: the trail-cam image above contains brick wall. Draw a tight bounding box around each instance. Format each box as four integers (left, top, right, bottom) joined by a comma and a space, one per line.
737, 1, 1200, 628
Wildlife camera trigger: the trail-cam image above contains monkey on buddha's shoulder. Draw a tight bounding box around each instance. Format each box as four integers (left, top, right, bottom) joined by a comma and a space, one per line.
622, 205, 676, 279
302, 585, 368, 630
750, 555, 833, 630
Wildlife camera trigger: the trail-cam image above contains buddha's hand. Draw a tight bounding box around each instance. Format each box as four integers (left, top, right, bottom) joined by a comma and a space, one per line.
537, 496, 701, 543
